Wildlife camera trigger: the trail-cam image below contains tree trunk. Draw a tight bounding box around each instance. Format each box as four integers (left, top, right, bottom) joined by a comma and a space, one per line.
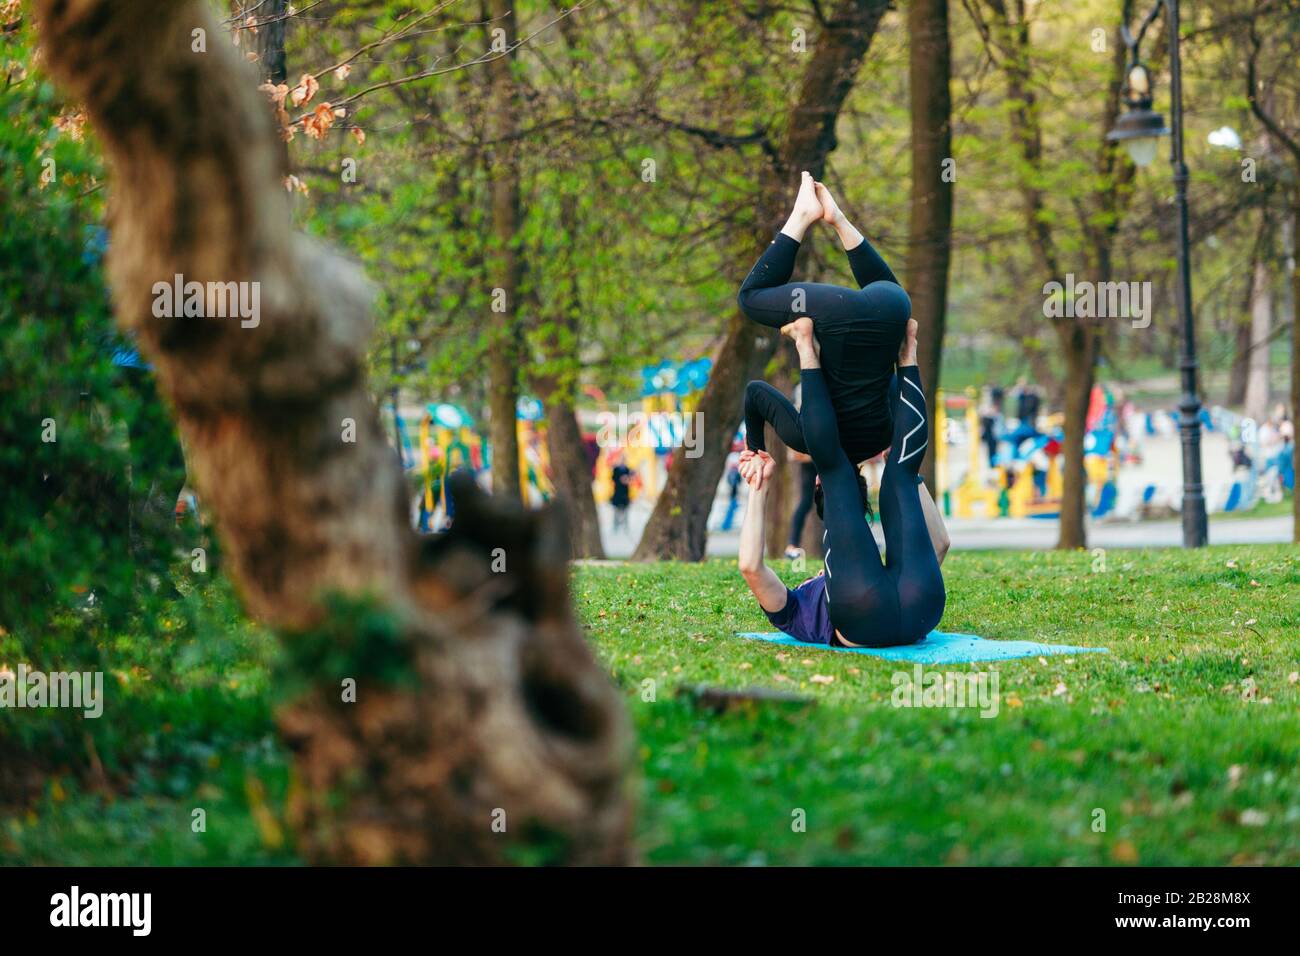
34, 0, 631, 865
484, 0, 524, 502
907, 0, 954, 491
633, 0, 892, 561
1292, 189, 1300, 543
1281, 211, 1296, 375
975, 12, 1136, 551
1245, 257, 1273, 421
764, 443, 791, 560
1056, 322, 1098, 549
253, 0, 287, 85
540, 380, 605, 559
1227, 265, 1254, 407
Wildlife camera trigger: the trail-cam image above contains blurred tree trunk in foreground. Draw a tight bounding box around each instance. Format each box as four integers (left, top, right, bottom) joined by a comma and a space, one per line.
34, 0, 631, 865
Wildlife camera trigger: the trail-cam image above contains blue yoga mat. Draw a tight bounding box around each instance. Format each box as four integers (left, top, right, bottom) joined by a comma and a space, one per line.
736, 630, 1108, 664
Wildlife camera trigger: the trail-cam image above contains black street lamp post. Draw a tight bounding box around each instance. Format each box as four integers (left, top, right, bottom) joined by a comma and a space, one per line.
1108, 0, 1208, 548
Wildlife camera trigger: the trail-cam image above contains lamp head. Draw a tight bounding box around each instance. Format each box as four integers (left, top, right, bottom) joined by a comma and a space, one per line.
1108, 60, 1169, 167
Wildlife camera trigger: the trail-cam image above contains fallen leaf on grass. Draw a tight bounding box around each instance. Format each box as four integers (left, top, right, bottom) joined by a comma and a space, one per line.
1110, 840, 1139, 863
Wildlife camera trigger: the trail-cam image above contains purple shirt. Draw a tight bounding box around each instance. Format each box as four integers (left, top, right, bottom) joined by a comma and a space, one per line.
763, 572, 835, 646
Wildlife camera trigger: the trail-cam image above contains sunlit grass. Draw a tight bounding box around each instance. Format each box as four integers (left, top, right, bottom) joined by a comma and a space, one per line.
5, 546, 1297, 865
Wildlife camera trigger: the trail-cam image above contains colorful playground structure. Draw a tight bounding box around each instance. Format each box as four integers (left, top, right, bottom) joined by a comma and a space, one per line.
589, 357, 711, 506
389, 399, 556, 529
388, 356, 713, 528
936, 385, 1292, 522
938, 387, 1117, 520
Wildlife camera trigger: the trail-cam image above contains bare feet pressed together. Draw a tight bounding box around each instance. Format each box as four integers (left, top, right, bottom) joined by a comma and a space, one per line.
792, 171, 823, 226
780, 171, 864, 249
813, 179, 842, 226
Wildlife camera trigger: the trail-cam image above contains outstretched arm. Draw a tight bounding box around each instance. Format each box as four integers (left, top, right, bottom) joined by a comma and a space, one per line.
737, 453, 788, 613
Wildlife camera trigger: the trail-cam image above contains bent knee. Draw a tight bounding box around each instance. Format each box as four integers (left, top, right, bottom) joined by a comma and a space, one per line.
744, 380, 777, 406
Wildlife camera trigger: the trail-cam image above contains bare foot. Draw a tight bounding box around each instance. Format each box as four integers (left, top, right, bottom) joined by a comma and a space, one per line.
899, 318, 918, 366
791, 171, 823, 229
814, 181, 842, 225
782, 316, 820, 365
780, 316, 814, 346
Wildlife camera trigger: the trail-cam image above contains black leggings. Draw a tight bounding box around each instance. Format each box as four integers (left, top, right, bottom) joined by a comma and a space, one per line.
739, 233, 910, 464
800, 364, 945, 647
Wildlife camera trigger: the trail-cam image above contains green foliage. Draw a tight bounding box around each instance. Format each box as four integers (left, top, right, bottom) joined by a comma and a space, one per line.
0, 30, 224, 806
0, 33, 193, 656
276, 592, 417, 698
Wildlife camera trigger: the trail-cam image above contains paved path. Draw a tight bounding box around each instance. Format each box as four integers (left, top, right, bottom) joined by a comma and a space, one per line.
597, 502, 1293, 558
941, 514, 1292, 551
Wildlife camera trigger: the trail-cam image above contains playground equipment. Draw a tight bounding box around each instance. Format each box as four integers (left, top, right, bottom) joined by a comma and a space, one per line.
938, 384, 1294, 523
391, 403, 484, 531
940, 385, 1119, 520
589, 357, 711, 507
384, 355, 715, 527
516, 395, 555, 507
388, 396, 563, 524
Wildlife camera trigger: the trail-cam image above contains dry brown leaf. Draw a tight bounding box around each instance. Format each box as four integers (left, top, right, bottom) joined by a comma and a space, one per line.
290, 72, 320, 108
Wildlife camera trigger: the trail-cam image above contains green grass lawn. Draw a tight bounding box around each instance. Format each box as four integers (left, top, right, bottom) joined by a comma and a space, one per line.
1212, 496, 1294, 522
4, 546, 1298, 865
